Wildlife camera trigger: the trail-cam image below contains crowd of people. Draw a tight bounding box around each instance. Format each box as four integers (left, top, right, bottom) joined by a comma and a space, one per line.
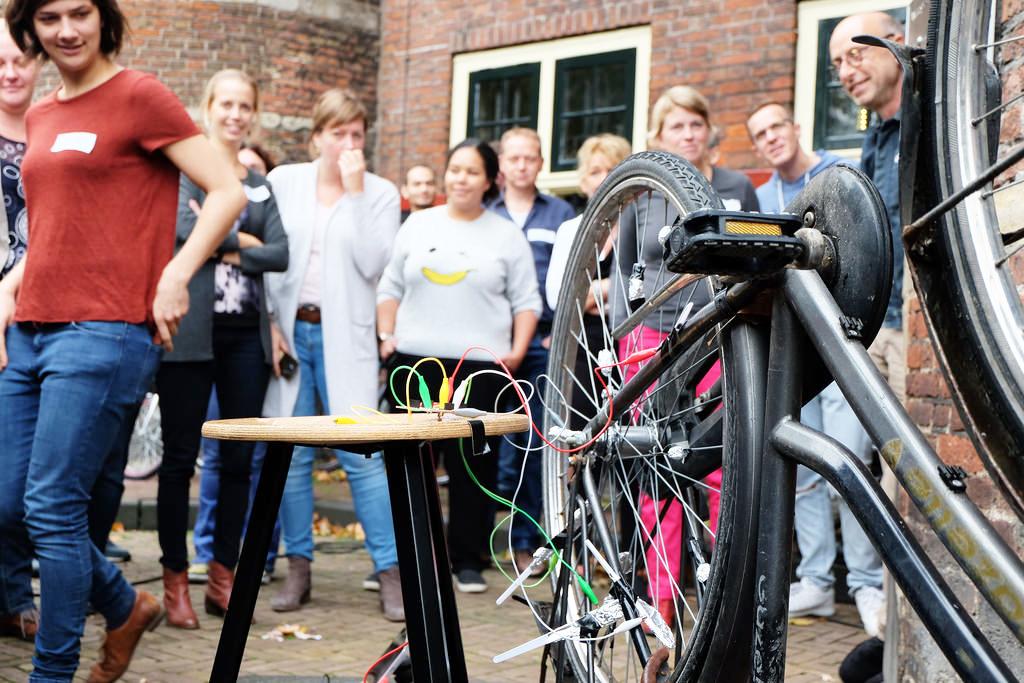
0, 1, 907, 681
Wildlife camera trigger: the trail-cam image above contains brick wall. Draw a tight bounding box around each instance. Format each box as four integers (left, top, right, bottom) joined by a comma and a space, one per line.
34, 0, 381, 167
376, 0, 796, 185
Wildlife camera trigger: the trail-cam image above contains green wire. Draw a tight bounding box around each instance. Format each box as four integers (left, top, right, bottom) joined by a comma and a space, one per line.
458, 438, 598, 605
489, 513, 551, 588
388, 365, 430, 409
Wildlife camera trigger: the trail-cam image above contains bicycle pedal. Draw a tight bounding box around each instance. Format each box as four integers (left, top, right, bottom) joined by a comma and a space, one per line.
663, 209, 805, 276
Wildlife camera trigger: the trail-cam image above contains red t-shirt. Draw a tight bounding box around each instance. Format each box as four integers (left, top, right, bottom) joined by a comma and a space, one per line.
15, 69, 200, 325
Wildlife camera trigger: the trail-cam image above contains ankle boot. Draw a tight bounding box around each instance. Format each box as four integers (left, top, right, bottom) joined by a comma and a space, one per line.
204, 560, 234, 617
162, 568, 199, 629
271, 556, 311, 612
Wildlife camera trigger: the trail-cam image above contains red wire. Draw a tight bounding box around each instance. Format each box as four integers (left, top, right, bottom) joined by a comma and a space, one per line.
362, 640, 408, 683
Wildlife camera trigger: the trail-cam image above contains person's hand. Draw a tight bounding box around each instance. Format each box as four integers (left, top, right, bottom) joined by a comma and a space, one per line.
338, 149, 365, 195
0, 285, 16, 371
541, 335, 552, 350
379, 336, 397, 361
270, 322, 289, 377
188, 198, 202, 217
499, 351, 525, 374
152, 264, 190, 351
237, 232, 263, 249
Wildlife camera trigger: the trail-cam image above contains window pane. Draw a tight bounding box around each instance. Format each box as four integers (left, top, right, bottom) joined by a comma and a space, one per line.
467, 64, 540, 142
552, 49, 635, 171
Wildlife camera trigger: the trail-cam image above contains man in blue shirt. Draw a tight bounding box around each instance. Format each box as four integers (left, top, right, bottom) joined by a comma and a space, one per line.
488, 127, 575, 575
829, 9, 907, 657
747, 101, 884, 630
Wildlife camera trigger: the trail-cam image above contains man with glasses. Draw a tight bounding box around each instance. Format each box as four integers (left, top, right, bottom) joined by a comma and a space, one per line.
830, 12, 907, 402
828, 12, 906, 676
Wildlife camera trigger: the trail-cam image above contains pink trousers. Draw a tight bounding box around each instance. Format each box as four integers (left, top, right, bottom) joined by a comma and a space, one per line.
618, 326, 722, 603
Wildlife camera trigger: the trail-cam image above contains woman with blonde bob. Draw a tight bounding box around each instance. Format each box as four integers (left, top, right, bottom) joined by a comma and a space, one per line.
613, 86, 759, 630
262, 89, 404, 620
647, 85, 758, 210
155, 68, 288, 629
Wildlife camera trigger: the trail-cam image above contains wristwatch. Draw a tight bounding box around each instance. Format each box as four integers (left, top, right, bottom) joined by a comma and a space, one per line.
377, 331, 393, 343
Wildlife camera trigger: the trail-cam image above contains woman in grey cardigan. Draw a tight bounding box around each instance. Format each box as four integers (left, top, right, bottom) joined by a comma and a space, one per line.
155, 70, 288, 629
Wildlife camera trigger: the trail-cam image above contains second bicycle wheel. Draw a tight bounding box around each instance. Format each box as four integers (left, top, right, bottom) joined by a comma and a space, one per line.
542, 152, 764, 682
920, 0, 1024, 516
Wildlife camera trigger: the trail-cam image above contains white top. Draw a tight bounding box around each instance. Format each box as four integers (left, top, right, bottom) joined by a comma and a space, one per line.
297, 202, 334, 306
507, 207, 530, 228
545, 214, 582, 309
377, 205, 542, 360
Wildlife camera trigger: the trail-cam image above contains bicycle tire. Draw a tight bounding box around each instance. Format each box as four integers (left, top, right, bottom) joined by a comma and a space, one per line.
541, 152, 762, 682
920, 0, 1024, 516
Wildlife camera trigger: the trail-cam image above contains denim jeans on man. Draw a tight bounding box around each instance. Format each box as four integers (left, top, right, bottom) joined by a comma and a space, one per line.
497, 332, 547, 551
278, 320, 397, 571
193, 392, 280, 572
0, 321, 160, 681
794, 383, 883, 595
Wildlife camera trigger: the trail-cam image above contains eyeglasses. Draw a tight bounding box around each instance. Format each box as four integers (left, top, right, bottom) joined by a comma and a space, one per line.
829, 33, 901, 80
829, 46, 867, 79
751, 119, 792, 145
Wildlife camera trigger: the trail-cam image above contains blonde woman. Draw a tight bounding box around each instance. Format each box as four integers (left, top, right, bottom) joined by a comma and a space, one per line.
262, 89, 404, 620
156, 69, 288, 629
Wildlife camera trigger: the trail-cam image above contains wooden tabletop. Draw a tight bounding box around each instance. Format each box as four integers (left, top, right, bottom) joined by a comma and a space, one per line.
201, 412, 531, 445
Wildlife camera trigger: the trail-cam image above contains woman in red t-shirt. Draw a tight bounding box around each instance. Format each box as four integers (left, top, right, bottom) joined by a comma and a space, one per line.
0, 1, 245, 681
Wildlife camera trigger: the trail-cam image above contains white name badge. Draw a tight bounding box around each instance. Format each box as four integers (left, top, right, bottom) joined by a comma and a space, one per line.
525, 228, 557, 244
244, 184, 271, 202
51, 132, 98, 154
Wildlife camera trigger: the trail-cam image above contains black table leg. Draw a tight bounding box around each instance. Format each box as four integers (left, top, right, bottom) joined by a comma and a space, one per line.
383, 441, 468, 683
210, 441, 294, 682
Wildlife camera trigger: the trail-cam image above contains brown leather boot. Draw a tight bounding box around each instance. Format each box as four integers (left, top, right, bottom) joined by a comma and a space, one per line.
162, 568, 199, 629
270, 556, 311, 612
0, 608, 38, 641
87, 590, 163, 683
204, 560, 234, 617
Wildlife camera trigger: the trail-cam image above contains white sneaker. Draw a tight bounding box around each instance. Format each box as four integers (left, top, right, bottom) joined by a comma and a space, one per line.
788, 577, 835, 617
854, 585, 886, 638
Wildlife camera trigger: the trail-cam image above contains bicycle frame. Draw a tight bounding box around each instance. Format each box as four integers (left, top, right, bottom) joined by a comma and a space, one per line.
567, 234, 1024, 681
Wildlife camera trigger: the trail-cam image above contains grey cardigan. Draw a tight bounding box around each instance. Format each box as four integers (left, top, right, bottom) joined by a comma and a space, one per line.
164, 169, 289, 363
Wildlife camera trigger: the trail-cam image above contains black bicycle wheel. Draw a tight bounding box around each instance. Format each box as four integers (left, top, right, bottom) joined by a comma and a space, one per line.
920, 0, 1024, 516
541, 152, 763, 682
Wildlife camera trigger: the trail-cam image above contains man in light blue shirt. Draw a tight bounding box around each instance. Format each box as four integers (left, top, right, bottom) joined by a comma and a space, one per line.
746, 101, 844, 213
746, 101, 884, 633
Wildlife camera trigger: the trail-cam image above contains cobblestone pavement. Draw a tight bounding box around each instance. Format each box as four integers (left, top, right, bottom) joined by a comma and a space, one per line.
0, 531, 867, 682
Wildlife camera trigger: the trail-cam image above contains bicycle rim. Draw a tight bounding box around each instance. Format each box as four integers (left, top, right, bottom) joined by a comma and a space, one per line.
926, 0, 1024, 514
541, 152, 762, 682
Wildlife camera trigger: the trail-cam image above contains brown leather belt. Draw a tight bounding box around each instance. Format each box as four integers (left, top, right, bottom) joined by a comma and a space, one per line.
296, 304, 321, 324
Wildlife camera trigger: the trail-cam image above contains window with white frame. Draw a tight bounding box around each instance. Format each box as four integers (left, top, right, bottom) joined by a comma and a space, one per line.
451, 26, 651, 194
794, 0, 909, 159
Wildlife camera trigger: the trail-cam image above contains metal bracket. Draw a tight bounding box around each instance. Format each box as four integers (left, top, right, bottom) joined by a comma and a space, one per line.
839, 315, 864, 341
938, 464, 969, 493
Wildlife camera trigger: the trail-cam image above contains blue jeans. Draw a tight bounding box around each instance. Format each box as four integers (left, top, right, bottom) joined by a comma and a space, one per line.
0, 322, 160, 681
794, 383, 883, 594
193, 392, 280, 571
1, 399, 137, 619
279, 321, 397, 571
497, 333, 546, 551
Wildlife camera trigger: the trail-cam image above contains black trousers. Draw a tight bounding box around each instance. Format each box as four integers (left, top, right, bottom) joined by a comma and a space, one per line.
156, 325, 270, 572
389, 352, 509, 573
